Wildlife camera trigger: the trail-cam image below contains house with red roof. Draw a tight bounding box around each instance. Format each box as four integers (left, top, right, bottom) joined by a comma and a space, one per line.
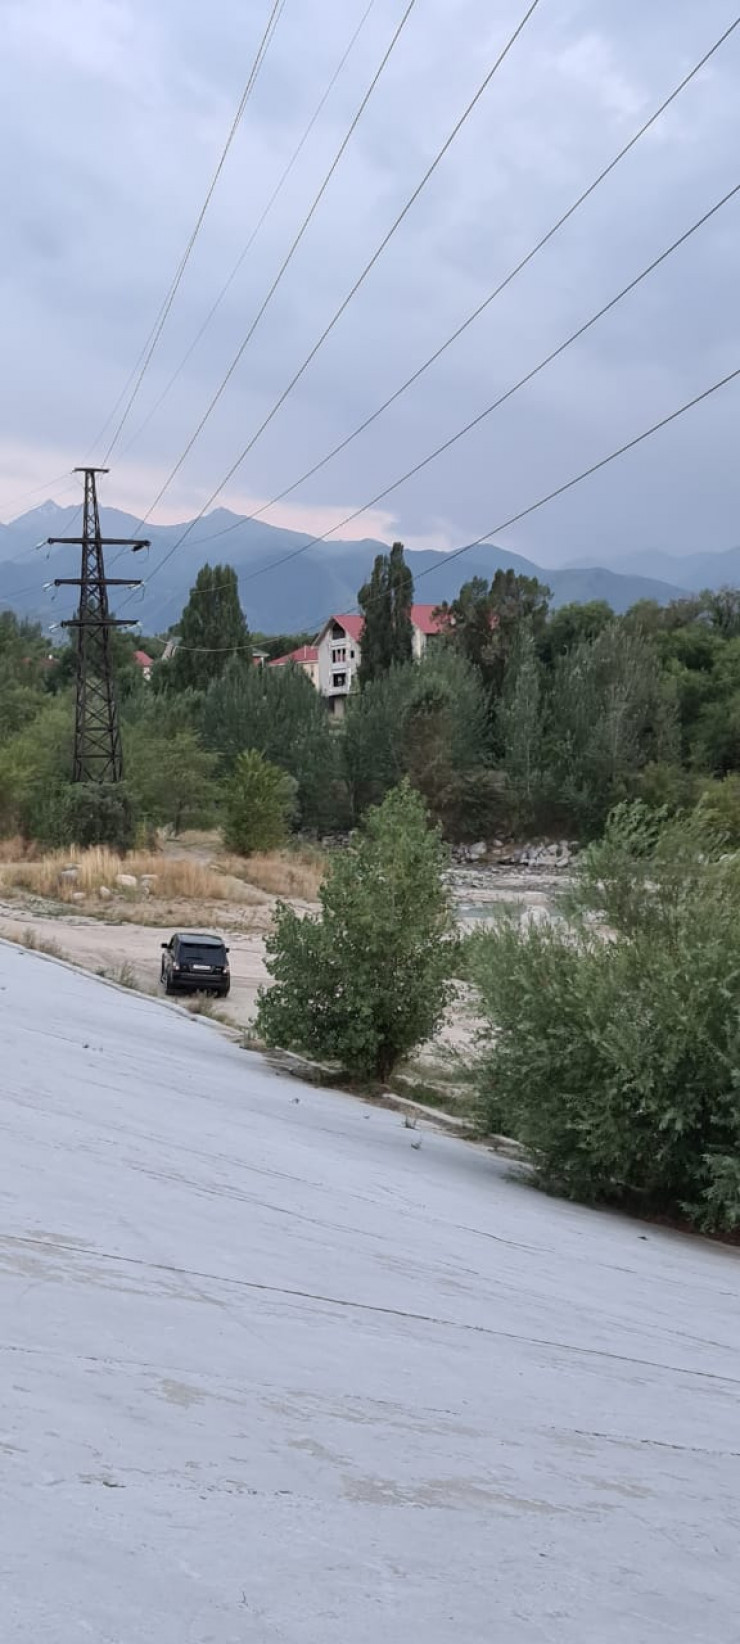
268, 643, 319, 688
133, 649, 154, 682
315, 606, 445, 717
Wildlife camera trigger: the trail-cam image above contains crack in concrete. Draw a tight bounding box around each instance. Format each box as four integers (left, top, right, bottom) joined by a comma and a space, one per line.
3, 1232, 738, 1388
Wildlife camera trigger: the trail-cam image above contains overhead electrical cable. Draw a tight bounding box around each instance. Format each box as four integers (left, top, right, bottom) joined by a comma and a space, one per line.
131, 175, 740, 616
133, 0, 426, 529
118, 0, 379, 461
96, 0, 288, 465
221, 181, 740, 587
180, 11, 740, 556
20, 11, 740, 617
160, 363, 740, 652
0, 472, 77, 518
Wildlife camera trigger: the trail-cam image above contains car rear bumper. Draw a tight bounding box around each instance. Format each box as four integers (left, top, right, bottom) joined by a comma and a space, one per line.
167, 975, 230, 995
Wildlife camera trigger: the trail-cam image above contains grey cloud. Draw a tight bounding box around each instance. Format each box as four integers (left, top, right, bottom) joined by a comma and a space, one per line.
0, 0, 738, 567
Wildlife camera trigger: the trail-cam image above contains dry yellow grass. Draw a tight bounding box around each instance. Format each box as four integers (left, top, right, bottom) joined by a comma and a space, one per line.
217, 847, 325, 902
98, 899, 264, 932
16, 926, 66, 960
0, 847, 250, 904
0, 836, 43, 863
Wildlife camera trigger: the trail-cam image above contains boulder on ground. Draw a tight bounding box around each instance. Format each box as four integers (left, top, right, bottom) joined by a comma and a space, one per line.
115, 873, 138, 890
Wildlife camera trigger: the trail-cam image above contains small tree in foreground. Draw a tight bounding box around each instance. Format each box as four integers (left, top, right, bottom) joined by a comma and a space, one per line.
256, 781, 453, 1081
223, 749, 296, 856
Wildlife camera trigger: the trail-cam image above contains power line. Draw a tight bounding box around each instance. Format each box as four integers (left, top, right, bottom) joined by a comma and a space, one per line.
96, 0, 288, 466
138, 0, 543, 544
39, 3, 287, 630
134, 0, 424, 531
414, 371, 740, 586
150, 363, 740, 652
182, 11, 740, 558
118, 0, 379, 462
227, 181, 740, 588
142, 175, 740, 612
182, 0, 544, 518
0, 471, 78, 520
0, 486, 83, 577
31, 12, 740, 631
1, 579, 60, 605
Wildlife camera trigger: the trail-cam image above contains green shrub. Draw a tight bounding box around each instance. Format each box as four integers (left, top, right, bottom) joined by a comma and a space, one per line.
0, 695, 74, 840
256, 782, 453, 1081
695, 773, 740, 847
223, 749, 297, 856
468, 804, 740, 1232
61, 783, 138, 851
636, 760, 698, 815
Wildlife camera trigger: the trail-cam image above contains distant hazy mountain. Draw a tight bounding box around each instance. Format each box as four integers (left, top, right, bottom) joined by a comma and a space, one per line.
564, 546, 740, 593
0, 500, 688, 634
0, 500, 82, 563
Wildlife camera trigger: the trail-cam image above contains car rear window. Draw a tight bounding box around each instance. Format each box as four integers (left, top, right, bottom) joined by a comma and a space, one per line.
179, 942, 227, 965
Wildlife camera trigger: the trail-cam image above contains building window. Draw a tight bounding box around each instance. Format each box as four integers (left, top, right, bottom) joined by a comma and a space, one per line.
332, 646, 346, 663
332, 672, 347, 689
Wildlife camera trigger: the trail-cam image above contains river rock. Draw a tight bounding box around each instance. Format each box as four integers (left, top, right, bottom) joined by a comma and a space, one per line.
115, 873, 138, 890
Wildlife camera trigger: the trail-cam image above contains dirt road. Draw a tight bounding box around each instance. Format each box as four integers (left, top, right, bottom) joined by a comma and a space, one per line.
0, 858, 553, 1058
0, 903, 268, 1027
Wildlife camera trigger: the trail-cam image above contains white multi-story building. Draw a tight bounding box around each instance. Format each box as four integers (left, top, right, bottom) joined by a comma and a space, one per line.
315, 607, 444, 718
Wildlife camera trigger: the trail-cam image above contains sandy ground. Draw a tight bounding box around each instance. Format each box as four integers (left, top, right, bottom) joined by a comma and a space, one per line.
0, 900, 482, 1066
2, 941, 738, 1643
0, 857, 555, 1069
0, 899, 269, 1025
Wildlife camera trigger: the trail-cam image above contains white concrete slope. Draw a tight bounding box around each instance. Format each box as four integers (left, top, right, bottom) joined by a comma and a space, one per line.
1, 942, 738, 1644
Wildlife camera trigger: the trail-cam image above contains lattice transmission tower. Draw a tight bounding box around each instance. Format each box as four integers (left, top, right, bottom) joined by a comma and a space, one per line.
48, 467, 149, 783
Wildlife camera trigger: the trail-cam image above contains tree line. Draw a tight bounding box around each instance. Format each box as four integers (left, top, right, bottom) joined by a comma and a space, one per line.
3, 546, 740, 848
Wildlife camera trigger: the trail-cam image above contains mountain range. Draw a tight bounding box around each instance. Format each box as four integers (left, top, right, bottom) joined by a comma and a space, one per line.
3, 498, 729, 637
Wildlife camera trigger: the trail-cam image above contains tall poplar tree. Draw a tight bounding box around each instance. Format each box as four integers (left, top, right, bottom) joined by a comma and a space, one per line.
167, 564, 251, 691
358, 541, 413, 687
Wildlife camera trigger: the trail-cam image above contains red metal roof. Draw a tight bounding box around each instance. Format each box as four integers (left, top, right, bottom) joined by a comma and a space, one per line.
269, 644, 319, 667
133, 650, 154, 668
410, 603, 445, 635
321, 606, 444, 643
323, 614, 363, 642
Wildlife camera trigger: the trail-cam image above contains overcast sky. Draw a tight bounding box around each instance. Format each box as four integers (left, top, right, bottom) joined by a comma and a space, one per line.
0, 0, 738, 566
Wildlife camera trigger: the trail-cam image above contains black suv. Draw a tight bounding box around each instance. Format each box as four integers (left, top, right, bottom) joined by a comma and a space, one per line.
160, 932, 231, 998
